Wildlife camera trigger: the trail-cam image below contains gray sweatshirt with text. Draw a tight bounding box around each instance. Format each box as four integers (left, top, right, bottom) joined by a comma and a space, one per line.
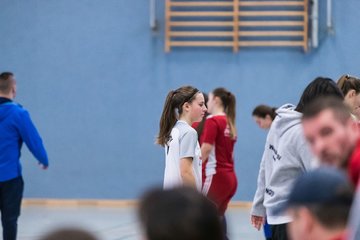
251, 104, 314, 224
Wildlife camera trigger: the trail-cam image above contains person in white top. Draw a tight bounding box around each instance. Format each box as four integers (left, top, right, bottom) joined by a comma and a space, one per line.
157, 86, 207, 190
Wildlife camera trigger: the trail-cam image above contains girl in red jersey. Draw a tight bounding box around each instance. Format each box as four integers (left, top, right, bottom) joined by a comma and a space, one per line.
201, 87, 237, 239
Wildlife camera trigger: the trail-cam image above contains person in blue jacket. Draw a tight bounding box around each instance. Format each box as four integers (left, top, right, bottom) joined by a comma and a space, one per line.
0, 72, 49, 240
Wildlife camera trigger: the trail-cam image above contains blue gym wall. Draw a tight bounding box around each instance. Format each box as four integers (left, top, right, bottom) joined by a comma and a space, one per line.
0, 1, 359, 201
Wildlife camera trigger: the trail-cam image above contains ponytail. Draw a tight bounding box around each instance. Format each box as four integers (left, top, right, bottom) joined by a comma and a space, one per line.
212, 88, 237, 139
225, 92, 237, 139
156, 90, 178, 147
337, 74, 360, 96
157, 86, 200, 147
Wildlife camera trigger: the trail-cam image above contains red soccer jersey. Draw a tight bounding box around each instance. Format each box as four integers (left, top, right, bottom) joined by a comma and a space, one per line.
202, 114, 236, 176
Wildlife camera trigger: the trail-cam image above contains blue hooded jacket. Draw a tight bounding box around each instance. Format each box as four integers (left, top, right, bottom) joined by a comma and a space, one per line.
0, 99, 48, 181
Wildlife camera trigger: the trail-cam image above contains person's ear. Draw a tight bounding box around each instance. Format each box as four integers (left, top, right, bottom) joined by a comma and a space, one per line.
348, 89, 356, 98
183, 102, 190, 112
302, 208, 315, 233
11, 84, 17, 98
214, 96, 221, 105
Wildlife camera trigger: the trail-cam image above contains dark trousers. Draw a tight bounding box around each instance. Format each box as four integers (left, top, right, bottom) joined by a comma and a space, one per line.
0, 176, 24, 240
270, 223, 288, 240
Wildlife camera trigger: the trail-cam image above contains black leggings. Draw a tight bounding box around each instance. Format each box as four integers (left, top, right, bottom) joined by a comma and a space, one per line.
270, 223, 288, 240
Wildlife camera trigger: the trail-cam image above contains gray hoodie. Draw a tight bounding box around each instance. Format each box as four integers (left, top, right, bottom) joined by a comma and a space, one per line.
251, 104, 314, 224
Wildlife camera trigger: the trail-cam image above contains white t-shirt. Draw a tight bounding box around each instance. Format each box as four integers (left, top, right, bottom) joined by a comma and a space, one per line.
163, 120, 202, 191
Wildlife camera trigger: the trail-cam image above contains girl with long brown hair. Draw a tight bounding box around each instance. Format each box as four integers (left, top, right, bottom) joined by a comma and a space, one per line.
200, 87, 237, 239
157, 86, 207, 190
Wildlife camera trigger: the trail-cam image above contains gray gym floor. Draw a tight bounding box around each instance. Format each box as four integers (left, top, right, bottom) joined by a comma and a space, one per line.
15, 205, 265, 240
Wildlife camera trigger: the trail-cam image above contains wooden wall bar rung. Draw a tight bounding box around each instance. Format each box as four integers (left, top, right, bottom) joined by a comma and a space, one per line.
170, 31, 233, 37
238, 21, 303, 27
239, 1, 305, 6
239, 41, 304, 47
171, 2, 233, 7
239, 31, 304, 36
170, 11, 234, 17
238, 11, 305, 17
170, 21, 234, 27
171, 41, 234, 47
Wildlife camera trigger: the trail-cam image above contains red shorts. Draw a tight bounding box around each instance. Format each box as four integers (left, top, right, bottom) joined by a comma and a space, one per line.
202, 171, 237, 216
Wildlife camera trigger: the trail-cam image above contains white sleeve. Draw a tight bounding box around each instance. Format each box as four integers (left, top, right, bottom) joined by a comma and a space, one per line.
179, 130, 198, 159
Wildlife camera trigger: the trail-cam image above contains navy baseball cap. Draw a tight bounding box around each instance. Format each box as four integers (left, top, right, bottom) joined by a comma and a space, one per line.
273, 167, 353, 214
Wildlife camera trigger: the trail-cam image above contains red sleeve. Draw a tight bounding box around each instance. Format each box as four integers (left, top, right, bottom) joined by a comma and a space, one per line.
348, 139, 360, 186
192, 122, 199, 129
202, 117, 218, 145
349, 152, 360, 186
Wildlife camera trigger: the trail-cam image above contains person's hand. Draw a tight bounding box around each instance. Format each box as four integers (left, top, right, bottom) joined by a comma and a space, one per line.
251, 215, 264, 230
38, 162, 48, 170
